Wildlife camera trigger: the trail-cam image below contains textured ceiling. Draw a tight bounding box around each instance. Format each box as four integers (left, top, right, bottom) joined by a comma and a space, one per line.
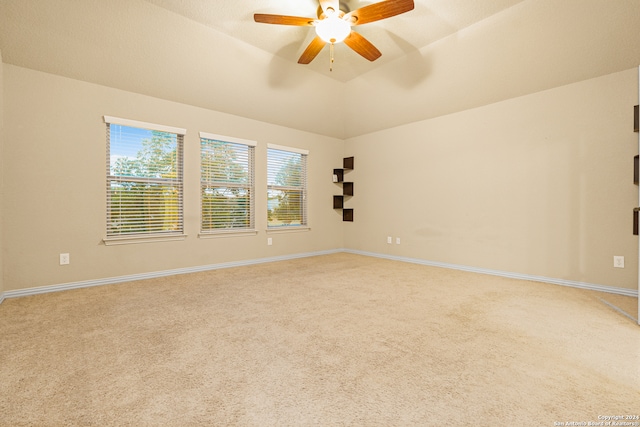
1, 0, 639, 139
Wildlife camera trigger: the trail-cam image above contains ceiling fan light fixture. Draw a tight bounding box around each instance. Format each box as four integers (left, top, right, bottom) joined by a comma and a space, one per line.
315, 14, 350, 43
254, 0, 415, 65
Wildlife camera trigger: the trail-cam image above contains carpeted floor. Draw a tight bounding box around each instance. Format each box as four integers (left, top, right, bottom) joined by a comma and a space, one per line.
0, 253, 638, 426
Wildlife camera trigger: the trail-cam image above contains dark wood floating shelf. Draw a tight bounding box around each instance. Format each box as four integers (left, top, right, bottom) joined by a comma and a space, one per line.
333, 157, 354, 221
633, 107, 638, 235
343, 156, 354, 170
333, 195, 343, 209
333, 157, 354, 183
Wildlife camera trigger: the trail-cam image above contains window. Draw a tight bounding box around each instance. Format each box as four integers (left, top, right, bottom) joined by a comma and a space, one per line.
104, 116, 185, 243
267, 144, 308, 228
200, 133, 256, 235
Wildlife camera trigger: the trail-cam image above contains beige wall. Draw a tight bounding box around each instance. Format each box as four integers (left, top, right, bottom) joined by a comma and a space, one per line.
2, 63, 638, 295
0, 51, 4, 298
2, 65, 344, 292
345, 68, 639, 291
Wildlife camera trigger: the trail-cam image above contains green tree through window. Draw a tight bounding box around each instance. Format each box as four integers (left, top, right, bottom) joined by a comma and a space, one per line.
267, 146, 307, 227
107, 123, 183, 237
200, 136, 255, 232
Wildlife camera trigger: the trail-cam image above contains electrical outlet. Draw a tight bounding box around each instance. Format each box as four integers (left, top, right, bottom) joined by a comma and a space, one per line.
267, 238, 273, 246
59, 253, 70, 265
387, 236, 392, 244
613, 256, 624, 268
396, 237, 401, 245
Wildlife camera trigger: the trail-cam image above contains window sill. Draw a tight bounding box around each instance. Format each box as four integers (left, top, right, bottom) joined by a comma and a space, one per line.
103, 233, 187, 246
199, 230, 258, 239
266, 226, 311, 234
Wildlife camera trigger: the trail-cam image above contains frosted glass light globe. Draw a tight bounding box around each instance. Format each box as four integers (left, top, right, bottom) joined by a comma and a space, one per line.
315, 14, 350, 43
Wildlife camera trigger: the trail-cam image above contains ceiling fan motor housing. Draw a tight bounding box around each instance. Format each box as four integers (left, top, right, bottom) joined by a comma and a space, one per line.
316, 1, 351, 19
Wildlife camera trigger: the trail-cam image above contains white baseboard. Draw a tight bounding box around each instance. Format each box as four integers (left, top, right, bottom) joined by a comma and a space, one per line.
1, 248, 637, 302
344, 249, 639, 298
2, 249, 342, 300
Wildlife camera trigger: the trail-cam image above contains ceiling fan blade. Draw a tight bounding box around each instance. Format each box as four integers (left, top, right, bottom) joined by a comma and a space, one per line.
254, 13, 315, 26
345, 0, 414, 25
343, 31, 382, 61
298, 36, 327, 64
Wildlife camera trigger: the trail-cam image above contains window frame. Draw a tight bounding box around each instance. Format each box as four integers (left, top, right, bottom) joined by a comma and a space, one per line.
103, 116, 187, 246
266, 143, 309, 232
199, 132, 257, 238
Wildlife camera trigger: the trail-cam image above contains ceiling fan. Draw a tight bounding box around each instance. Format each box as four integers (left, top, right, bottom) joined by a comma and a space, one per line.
254, 0, 414, 70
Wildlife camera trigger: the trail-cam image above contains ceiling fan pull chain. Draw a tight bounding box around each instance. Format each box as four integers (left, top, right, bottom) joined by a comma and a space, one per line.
330, 41, 335, 71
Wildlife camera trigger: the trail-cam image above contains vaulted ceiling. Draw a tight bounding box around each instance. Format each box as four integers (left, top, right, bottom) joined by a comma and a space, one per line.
143, 0, 527, 82
1, 0, 639, 139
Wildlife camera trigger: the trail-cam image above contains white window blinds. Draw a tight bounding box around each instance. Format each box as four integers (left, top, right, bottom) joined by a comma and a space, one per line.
105, 118, 184, 238
267, 144, 308, 228
200, 133, 255, 233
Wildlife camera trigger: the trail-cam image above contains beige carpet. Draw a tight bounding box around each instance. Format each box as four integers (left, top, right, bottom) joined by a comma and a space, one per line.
0, 253, 638, 426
